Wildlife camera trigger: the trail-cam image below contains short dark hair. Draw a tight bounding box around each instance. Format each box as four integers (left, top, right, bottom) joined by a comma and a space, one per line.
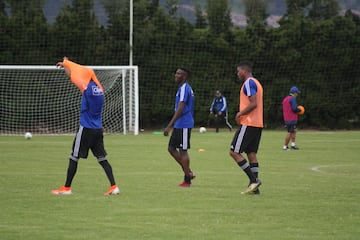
178, 66, 191, 78
237, 60, 253, 72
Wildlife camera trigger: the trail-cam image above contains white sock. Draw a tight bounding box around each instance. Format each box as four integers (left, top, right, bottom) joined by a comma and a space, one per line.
291, 142, 296, 147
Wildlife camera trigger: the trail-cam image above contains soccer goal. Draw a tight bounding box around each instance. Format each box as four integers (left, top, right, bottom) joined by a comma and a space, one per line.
0, 65, 139, 135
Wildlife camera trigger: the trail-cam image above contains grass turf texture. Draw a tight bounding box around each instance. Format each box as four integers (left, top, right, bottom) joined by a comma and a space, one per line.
0, 130, 359, 240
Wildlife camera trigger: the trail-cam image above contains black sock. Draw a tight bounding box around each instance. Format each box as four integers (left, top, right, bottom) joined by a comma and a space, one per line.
237, 159, 256, 183
184, 175, 191, 183
65, 159, 78, 187
250, 162, 259, 179
99, 160, 116, 186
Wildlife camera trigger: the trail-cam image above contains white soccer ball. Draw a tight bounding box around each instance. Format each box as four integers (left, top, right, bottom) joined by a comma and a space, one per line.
199, 127, 206, 133
24, 132, 32, 139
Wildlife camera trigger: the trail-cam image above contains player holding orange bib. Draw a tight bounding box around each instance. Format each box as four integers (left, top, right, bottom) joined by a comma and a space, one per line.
56, 57, 104, 93
52, 57, 119, 196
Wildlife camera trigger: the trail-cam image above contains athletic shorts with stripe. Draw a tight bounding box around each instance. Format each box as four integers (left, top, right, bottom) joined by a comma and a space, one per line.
70, 125, 107, 162
230, 125, 262, 154
168, 128, 192, 151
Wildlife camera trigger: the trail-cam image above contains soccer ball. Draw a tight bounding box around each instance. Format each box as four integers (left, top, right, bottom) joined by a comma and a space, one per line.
24, 132, 32, 139
297, 105, 305, 115
199, 127, 206, 133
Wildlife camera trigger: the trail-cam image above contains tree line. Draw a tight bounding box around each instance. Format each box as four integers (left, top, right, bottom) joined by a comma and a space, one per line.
0, 0, 359, 129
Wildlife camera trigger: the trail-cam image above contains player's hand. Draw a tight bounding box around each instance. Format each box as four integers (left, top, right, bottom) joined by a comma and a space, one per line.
56, 62, 64, 68
164, 126, 171, 136
56, 57, 68, 68
218, 112, 222, 116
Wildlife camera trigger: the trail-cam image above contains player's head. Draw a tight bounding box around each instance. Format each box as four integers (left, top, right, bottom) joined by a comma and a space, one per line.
215, 90, 222, 97
175, 67, 191, 83
236, 60, 253, 80
290, 86, 300, 96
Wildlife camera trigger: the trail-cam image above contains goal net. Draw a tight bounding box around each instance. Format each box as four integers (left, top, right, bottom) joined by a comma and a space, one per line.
0, 65, 139, 135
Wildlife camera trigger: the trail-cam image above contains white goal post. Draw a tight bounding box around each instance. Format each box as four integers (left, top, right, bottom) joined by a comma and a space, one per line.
0, 65, 139, 135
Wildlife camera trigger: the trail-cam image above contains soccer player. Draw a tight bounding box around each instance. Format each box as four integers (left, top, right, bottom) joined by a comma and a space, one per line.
209, 90, 232, 132
230, 60, 262, 194
164, 67, 195, 187
282, 86, 301, 150
51, 57, 119, 195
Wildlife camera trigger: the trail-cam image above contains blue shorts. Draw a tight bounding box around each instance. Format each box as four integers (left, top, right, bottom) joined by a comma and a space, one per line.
285, 123, 297, 133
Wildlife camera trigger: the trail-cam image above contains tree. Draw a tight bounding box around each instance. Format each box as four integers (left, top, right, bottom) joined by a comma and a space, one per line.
52, 0, 102, 63
195, 3, 207, 29
344, 9, 360, 26
102, 0, 128, 37
308, 0, 339, 20
244, 0, 268, 25
101, 0, 130, 64
164, 0, 179, 18
148, 0, 160, 19
0, 0, 10, 62
5, 0, 49, 63
285, 0, 339, 20
0, 0, 6, 19
285, 0, 311, 17
207, 0, 232, 35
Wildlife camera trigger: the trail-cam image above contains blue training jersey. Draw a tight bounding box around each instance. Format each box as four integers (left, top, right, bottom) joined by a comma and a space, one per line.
80, 81, 104, 129
242, 77, 258, 96
174, 82, 194, 129
210, 96, 227, 113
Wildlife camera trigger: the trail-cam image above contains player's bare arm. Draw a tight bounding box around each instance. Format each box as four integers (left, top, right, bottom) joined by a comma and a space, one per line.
164, 102, 185, 136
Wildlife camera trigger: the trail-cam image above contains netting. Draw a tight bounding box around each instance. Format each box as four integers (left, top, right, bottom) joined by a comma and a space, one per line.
1, 1, 360, 129
0, 66, 139, 135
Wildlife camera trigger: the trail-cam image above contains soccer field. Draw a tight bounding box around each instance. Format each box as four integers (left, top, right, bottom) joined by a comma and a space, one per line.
0, 130, 359, 240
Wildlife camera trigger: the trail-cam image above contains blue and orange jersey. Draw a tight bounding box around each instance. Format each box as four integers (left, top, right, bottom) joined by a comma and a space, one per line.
238, 77, 264, 128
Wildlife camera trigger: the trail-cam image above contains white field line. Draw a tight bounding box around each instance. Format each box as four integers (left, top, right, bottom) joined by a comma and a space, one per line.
309, 164, 354, 174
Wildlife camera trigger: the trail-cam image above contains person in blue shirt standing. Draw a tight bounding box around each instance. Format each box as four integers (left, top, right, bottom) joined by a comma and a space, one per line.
209, 90, 232, 132
164, 67, 195, 187
51, 57, 119, 196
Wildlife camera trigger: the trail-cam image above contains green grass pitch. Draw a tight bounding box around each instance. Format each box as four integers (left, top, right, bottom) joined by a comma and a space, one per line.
0, 130, 359, 239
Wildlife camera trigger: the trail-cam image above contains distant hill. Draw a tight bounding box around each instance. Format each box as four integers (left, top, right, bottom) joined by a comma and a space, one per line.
43, 0, 360, 28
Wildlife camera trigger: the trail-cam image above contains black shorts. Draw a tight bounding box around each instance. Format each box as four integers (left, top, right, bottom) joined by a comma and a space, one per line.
70, 126, 107, 162
230, 125, 262, 154
168, 128, 191, 151
285, 123, 297, 133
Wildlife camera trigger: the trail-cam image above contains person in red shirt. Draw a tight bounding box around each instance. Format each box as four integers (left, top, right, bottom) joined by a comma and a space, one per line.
282, 86, 301, 150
